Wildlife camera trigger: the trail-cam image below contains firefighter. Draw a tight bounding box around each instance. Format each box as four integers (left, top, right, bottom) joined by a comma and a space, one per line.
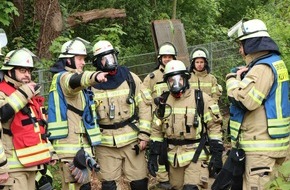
188, 48, 222, 103
91, 40, 152, 190
148, 60, 223, 190
0, 28, 8, 185
226, 18, 290, 189
0, 48, 57, 190
143, 42, 177, 189
47, 38, 107, 190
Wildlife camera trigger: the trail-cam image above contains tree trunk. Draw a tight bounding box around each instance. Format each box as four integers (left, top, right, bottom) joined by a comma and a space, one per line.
34, 0, 63, 59
172, 0, 177, 19
12, 0, 25, 29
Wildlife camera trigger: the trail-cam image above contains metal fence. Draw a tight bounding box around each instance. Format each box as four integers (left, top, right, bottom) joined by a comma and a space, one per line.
34, 40, 242, 112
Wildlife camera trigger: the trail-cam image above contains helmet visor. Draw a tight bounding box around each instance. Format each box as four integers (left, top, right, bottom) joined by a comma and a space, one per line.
101, 53, 118, 69
167, 74, 185, 93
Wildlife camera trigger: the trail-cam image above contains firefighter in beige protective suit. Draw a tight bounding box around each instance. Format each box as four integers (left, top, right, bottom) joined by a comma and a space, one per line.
222, 19, 290, 190
148, 60, 223, 190
0, 48, 57, 190
188, 48, 222, 103
47, 38, 107, 190
143, 42, 177, 189
91, 40, 152, 190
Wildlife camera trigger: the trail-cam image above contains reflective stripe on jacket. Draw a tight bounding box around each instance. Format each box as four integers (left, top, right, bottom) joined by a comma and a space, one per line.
0, 81, 51, 168
189, 70, 222, 102
228, 54, 290, 152
48, 72, 101, 146
150, 89, 223, 167
256, 55, 289, 138
93, 72, 152, 147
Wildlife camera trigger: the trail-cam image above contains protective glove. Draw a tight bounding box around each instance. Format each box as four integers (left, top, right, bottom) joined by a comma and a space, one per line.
69, 148, 90, 183
148, 153, 158, 177
69, 162, 89, 184
84, 151, 100, 172
209, 151, 223, 177
147, 141, 162, 177
208, 140, 224, 178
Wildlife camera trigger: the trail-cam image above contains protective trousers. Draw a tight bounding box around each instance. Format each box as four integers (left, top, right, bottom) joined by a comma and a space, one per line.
95, 143, 148, 190
243, 154, 285, 190
169, 160, 208, 190
1, 171, 36, 190
156, 164, 169, 182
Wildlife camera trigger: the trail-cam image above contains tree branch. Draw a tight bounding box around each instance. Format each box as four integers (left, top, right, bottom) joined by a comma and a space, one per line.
67, 8, 126, 27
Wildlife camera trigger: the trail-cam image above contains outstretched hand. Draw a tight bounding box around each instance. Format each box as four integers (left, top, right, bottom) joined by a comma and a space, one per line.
96, 72, 108, 83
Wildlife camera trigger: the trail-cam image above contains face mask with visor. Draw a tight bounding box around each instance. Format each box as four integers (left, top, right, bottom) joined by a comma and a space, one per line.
101, 53, 118, 71
166, 74, 187, 97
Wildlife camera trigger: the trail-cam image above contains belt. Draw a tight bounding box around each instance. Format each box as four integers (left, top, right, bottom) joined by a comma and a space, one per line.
99, 115, 139, 131
167, 138, 200, 146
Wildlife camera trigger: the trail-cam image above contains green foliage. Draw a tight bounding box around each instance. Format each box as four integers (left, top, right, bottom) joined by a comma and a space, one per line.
265, 160, 290, 190
217, 0, 271, 27
4, 0, 40, 53
48, 164, 62, 190
244, 0, 290, 72
0, 1, 19, 26
91, 23, 127, 52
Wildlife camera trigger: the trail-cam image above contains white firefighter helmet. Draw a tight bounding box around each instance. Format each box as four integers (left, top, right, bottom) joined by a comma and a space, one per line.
59, 38, 88, 58
93, 40, 114, 57
191, 49, 207, 60
158, 42, 177, 59
163, 60, 190, 97
92, 40, 118, 72
164, 60, 187, 76
1, 48, 36, 70
228, 19, 270, 41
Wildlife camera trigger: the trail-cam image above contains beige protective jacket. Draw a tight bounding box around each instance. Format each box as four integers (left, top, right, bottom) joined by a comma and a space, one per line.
92, 72, 152, 148
151, 89, 223, 167
51, 67, 101, 160
143, 65, 167, 99
189, 70, 222, 102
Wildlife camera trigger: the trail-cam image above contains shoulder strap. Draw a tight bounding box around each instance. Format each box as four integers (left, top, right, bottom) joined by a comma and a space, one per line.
192, 88, 210, 163
126, 71, 136, 104
195, 89, 204, 119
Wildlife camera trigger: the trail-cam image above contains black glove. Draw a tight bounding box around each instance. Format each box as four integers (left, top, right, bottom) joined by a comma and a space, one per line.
208, 140, 224, 178
148, 154, 158, 177
148, 141, 162, 177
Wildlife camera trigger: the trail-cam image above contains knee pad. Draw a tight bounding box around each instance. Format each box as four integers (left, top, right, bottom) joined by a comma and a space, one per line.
80, 182, 91, 190
183, 184, 199, 190
130, 178, 148, 190
102, 180, 116, 190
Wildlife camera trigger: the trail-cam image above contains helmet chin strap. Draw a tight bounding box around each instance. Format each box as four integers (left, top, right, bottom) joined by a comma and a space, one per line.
67, 57, 76, 69
9, 69, 18, 82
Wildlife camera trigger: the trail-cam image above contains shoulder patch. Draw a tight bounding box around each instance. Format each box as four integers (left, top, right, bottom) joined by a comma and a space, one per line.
149, 72, 155, 79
